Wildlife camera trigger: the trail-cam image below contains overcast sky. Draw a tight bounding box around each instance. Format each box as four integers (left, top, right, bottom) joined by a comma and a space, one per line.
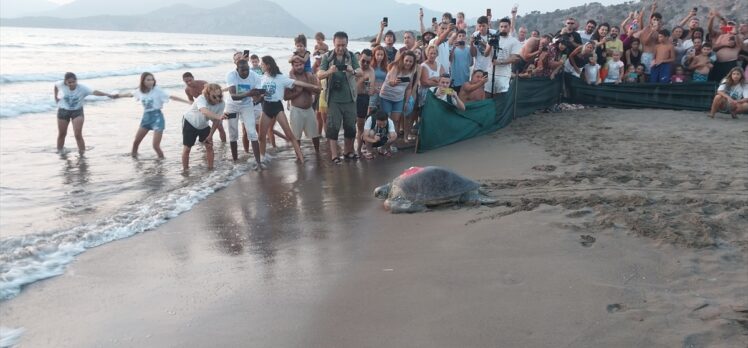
46, 0, 629, 16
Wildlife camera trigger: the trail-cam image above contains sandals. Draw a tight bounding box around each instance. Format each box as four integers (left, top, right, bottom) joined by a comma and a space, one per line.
379, 149, 392, 158
343, 152, 359, 160
362, 151, 375, 160
332, 156, 343, 165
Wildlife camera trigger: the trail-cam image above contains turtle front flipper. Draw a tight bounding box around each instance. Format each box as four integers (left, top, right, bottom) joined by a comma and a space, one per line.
385, 198, 427, 214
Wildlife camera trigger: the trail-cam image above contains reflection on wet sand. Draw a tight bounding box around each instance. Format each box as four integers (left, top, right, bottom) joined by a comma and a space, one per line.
58, 153, 92, 216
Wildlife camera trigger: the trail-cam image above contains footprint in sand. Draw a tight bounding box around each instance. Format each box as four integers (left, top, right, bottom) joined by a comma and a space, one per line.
606, 303, 627, 313
531, 164, 557, 172
580, 234, 596, 247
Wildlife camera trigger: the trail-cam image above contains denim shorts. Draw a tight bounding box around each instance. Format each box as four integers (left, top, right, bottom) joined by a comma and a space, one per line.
379, 97, 404, 115
140, 109, 165, 132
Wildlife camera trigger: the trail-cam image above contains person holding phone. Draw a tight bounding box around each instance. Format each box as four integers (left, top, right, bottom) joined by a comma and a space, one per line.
450, 30, 472, 93
458, 70, 488, 103
430, 73, 465, 111
374, 19, 398, 63
317, 31, 362, 163
379, 51, 418, 140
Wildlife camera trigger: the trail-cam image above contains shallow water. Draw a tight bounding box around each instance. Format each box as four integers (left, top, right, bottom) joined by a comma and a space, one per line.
0, 27, 368, 300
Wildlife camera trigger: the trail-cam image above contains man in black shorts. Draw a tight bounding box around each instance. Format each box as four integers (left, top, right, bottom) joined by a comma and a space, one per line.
355, 49, 375, 156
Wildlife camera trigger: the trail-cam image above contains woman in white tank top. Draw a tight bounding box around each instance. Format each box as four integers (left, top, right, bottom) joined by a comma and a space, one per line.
419, 45, 445, 107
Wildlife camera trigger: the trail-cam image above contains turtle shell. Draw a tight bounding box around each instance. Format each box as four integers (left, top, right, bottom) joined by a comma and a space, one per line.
388, 166, 480, 203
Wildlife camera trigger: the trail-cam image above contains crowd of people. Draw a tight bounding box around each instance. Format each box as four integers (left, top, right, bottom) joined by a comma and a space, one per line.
53, 2, 748, 170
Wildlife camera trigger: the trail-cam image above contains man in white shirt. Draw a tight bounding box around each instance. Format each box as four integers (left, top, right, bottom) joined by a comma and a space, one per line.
485, 17, 522, 97
578, 19, 597, 44
430, 21, 455, 76
225, 60, 263, 165
471, 16, 496, 74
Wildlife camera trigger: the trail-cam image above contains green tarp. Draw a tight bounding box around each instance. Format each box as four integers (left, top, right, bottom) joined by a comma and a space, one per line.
417, 77, 562, 152
418, 74, 719, 152
565, 75, 717, 111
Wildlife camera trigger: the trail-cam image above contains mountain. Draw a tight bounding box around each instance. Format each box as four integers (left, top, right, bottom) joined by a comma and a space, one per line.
0, 0, 59, 18
271, 0, 442, 38
514, 0, 747, 37
32, 0, 236, 18
0, 0, 312, 37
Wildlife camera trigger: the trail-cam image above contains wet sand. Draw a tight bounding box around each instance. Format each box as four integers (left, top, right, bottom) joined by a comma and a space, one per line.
1, 108, 746, 347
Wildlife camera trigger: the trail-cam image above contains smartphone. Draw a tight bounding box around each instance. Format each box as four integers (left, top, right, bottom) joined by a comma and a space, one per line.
486, 8, 491, 16
398, 76, 411, 83
416, 35, 422, 41
432, 17, 437, 24
693, 7, 698, 12
243, 50, 249, 57
383, 17, 388, 27
457, 41, 466, 46
450, 18, 457, 25
482, 71, 488, 78
335, 64, 347, 71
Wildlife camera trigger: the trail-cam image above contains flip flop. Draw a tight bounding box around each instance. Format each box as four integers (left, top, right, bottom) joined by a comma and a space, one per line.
332, 156, 342, 165
344, 152, 359, 160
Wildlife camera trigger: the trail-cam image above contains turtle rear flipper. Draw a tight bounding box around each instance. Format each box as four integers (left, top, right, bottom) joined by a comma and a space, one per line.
460, 191, 498, 206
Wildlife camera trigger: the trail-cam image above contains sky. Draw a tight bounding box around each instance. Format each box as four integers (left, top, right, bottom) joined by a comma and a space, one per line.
395, 0, 628, 18
44, 0, 629, 14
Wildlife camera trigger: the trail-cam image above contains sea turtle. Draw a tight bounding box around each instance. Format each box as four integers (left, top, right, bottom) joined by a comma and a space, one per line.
374, 166, 497, 213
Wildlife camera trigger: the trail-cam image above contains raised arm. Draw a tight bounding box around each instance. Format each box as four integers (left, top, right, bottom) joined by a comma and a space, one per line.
374, 21, 386, 47
170, 95, 191, 104
419, 8, 426, 35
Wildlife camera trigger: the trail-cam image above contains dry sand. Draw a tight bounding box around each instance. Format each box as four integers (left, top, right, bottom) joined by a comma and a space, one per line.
0, 108, 746, 347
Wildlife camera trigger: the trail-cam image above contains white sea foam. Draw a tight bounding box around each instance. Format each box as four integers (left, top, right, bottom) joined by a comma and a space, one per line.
0, 163, 251, 301
0, 327, 24, 348
0, 60, 225, 84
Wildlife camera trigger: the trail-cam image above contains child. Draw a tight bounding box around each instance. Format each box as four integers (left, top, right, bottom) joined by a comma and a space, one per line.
249, 54, 263, 76
583, 55, 601, 85
708, 67, 746, 119
289, 34, 312, 73
624, 65, 639, 83
361, 109, 398, 159
53, 72, 115, 154
625, 38, 641, 69
635, 64, 647, 83
604, 50, 624, 84
688, 43, 713, 82
650, 29, 675, 83
313, 32, 329, 56
456, 12, 468, 30
113, 72, 190, 158
671, 65, 687, 83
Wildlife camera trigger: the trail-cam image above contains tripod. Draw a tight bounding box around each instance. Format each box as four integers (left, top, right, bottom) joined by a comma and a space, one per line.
490, 35, 503, 96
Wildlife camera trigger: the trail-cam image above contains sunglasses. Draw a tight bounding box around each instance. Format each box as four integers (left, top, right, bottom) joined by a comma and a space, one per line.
566, 22, 575, 25
362, 59, 371, 63
210, 93, 223, 100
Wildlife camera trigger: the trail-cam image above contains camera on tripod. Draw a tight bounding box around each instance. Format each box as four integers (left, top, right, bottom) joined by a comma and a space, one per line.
487, 33, 500, 46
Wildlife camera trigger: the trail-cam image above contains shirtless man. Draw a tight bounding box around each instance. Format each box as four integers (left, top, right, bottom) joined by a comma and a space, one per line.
354, 49, 376, 155
709, 20, 742, 81
286, 57, 321, 153
650, 29, 675, 83
633, 2, 663, 78
458, 70, 488, 103
183, 72, 226, 143
518, 35, 550, 73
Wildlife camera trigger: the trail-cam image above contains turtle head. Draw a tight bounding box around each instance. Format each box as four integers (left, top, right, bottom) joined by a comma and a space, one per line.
373, 183, 391, 200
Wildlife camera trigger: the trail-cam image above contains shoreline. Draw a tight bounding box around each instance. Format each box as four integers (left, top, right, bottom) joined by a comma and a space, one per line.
1, 108, 746, 347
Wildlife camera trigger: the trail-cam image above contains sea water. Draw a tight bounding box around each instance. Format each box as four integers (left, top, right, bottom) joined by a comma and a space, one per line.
0, 27, 368, 300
